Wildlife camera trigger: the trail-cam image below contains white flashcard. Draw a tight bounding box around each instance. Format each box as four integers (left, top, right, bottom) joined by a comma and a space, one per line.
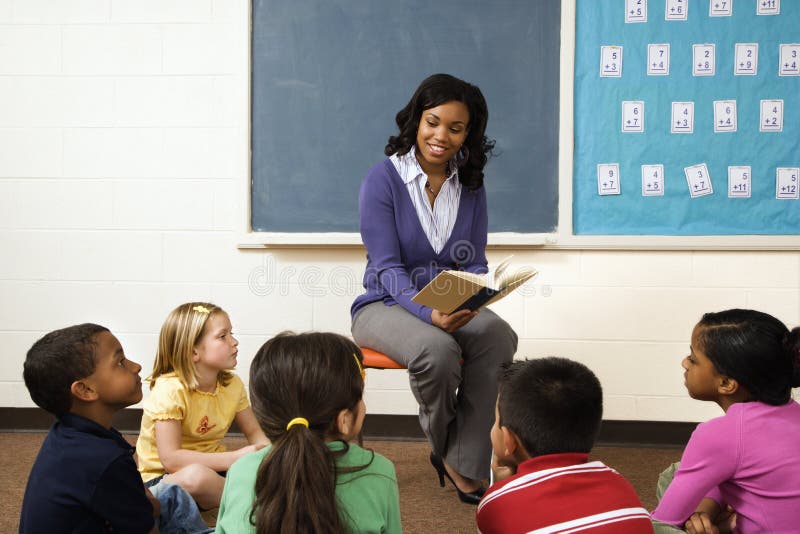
779, 44, 800, 76
598, 164, 621, 195
757, 0, 779, 15
672, 102, 694, 133
728, 166, 751, 197
622, 101, 645, 132
714, 100, 737, 132
626, 0, 647, 22
734, 43, 758, 75
693, 44, 716, 76
648, 44, 671, 75
685, 164, 714, 198
600, 46, 623, 77
776, 168, 799, 199
642, 165, 665, 196
760, 99, 783, 132
666, 0, 688, 20
709, 0, 733, 16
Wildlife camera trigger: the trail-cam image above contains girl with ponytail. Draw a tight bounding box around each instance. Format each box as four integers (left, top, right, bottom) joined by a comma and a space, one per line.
652, 309, 800, 534
215, 332, 402, 534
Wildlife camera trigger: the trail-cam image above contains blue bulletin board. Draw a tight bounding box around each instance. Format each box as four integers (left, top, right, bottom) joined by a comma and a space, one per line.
574, 0, 799, 235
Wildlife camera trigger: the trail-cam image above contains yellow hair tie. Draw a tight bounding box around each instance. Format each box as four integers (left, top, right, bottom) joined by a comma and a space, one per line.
286, 417, 309, 430
192, 305, 211, 314
353, 353, 366, 380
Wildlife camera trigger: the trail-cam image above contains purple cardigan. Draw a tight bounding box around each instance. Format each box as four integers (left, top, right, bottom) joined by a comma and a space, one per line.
351, 158, 489, 324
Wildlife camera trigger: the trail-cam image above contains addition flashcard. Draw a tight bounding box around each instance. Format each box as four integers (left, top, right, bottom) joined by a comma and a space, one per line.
648, 44, 671, 75
757, 0, 780, 15
672, 102, 694, 133
734, 43, 758, 75
685, 163, 713, 198
779, 44, 800, 76
714, 100, 737, 132
693, 44, 716, 76
622, 101, 644, 132
709, 0, 733, 16
642, 165, 665, 196
598, 164, 621, 195
600, 46, 623, 77
626, 0, 647, 22
760, 99, 783, 132
666, 0, 688, 20
728, 166, 751, 197
776, 168, 799, 199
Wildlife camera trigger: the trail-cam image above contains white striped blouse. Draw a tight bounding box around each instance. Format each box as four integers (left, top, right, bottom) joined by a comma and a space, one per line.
390, 147, 461, 255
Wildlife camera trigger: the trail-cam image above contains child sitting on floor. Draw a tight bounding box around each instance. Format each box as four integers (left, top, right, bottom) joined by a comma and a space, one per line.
215, 331, 402, 533
136, 302, 268, 510
20, 323, 209, 533
477, 357, 653, 534
652, 309, 800, 534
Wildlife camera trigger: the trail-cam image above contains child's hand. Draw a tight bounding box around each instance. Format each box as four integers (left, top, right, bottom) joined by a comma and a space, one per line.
236, 443, 266, 459
684, 511, 717, 534
490, 453, 516, 482
145, 487, 161, 518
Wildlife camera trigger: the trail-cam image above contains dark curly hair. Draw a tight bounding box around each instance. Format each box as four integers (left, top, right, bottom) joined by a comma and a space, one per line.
23, 323, 109, 416
385, 73, 495, 190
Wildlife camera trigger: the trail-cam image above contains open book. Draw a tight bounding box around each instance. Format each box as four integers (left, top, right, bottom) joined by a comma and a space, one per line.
411, 256, 537, 314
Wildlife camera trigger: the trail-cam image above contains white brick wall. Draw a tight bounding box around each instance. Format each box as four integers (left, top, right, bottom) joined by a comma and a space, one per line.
1, 1, 798, 426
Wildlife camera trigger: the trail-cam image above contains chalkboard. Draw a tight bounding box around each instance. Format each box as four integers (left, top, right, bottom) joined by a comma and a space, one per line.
251, 0, 560, 234
573, 0, 800, 235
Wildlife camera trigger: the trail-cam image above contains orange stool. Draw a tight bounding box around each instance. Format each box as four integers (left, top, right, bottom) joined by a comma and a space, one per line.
358, 348, 406, 446
360, 347, 406, 370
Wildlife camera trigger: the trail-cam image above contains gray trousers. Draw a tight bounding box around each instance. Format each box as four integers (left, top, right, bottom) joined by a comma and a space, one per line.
352, 302, 518, 480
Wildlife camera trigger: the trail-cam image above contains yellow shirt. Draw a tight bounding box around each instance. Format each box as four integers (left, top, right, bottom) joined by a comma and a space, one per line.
136, 372, 250, 482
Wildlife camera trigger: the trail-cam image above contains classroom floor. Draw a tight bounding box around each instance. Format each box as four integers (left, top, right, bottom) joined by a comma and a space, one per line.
2, 433, 682, 533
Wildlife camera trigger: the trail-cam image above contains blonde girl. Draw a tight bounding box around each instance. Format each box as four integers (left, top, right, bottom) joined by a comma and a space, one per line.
136, 302, 268, 510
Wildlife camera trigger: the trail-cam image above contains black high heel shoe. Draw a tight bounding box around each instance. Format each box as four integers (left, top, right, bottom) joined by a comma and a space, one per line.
429, 452, 486, 505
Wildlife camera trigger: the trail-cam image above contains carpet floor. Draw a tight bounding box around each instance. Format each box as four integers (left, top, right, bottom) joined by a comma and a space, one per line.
1, 433, 682, 533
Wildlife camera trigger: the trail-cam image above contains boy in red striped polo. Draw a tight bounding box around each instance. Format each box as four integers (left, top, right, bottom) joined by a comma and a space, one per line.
476, 357, 653, 534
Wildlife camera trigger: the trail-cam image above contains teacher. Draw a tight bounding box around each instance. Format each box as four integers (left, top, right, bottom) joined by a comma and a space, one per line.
351, 74, 518, 505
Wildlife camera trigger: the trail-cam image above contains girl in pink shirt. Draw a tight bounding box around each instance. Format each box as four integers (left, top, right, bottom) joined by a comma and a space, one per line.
652, 309, 800, 534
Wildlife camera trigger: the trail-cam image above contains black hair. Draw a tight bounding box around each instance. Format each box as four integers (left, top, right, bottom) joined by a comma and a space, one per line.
249, 332, 368, 534
22, 323, 109, 416
696, 309, 800, 405
385, 73, 495, 190
497, 357, 602, 457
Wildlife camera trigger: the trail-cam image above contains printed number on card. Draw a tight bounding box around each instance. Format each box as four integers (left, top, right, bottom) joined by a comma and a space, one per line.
728, 166, 751, 198
709, 0, 733, 16
685, 164, 713, 198
648, 44, 671, 75
779, 44, 800, 76
666, 0, 688, 20
622, 101, 645, 132
776, 168, 799, 200
693, 44, 716, 76
626, 0, 647, 22
714, 100, 737, 132
734, 43, 758, 75
760, 100, 783, 132
757, 0, 779, 15
642, 165, 665, 196
601, 46, 623, 77
672, 102, 694, 133
598, 164, 621, 195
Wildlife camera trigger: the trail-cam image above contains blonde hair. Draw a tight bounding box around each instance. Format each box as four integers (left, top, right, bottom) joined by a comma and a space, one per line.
149, 302, 234, 390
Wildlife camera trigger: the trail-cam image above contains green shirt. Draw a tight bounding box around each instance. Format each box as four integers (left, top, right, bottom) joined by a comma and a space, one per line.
216, 441, 402, 534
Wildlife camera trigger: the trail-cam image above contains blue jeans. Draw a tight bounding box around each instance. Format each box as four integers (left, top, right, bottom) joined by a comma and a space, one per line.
151, 482, 213, 534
